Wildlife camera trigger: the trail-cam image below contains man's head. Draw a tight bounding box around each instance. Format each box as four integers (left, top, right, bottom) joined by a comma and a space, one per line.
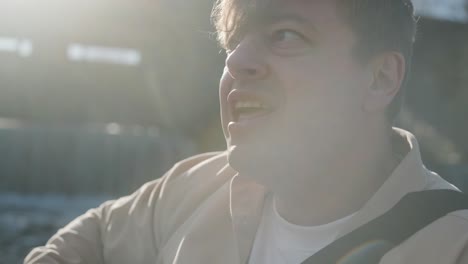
213, 0, 416, 187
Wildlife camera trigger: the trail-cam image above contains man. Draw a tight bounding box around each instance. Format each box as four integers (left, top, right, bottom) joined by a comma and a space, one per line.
25, 0, 468, 263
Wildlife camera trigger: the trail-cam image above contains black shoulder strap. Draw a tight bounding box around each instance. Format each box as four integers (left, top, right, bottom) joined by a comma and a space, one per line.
301, 189, 468, 264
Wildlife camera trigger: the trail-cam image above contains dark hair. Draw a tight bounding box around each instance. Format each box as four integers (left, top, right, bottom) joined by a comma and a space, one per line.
212, 0, 417, 122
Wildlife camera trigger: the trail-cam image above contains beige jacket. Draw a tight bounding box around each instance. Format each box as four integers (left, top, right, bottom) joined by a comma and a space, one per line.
25, 129, 468, 264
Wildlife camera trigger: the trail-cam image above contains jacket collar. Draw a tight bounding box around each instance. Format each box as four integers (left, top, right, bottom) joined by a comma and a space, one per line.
337, 128, 429, 236
229, 175, 267, 264
228, 128, 430, 261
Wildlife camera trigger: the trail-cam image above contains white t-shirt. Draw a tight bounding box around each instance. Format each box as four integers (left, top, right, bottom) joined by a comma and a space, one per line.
248, 195, 356, 264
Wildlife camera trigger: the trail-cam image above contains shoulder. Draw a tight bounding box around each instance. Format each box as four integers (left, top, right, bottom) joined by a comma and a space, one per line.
422, 167, 460, 191
421, 167, 468, 233
156, 151, 234, 200
382, 207, 468, 264
163, 152, 228, 180
420, 167, 468, 221
152, 151, 236, 244
96, 152, 235, 257
164, 151, 231, 183
113, 151, 231, 206
389, 168, 468, 263
107, 151, 233, 217
103, 151, 230, 212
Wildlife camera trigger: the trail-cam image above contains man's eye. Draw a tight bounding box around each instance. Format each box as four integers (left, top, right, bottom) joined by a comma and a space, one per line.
269, 29, 305, 45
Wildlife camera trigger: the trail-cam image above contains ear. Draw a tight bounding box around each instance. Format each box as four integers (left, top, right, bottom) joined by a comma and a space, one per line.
363, 52, 406, 113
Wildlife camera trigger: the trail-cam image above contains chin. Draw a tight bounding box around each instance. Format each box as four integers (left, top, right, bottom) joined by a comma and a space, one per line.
227, 144, 246, 172
227, 143, 277, 185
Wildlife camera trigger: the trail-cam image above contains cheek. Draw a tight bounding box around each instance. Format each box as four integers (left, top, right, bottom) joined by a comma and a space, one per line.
219, 68, 232, 102
277, 57, 366, 124
219, 69, 233, 136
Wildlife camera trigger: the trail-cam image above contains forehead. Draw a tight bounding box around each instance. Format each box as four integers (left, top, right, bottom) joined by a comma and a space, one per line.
248, 0, 345, 32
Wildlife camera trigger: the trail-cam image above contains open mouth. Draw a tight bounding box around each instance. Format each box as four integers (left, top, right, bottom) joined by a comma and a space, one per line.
232, 100, 271, 122
226, 89, 277, 129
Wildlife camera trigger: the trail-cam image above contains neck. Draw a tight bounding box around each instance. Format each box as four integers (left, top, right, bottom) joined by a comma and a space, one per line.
274, 127, 401, 226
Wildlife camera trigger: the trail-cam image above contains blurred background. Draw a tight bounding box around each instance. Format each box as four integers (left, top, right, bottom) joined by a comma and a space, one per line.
0, 0, 467, 262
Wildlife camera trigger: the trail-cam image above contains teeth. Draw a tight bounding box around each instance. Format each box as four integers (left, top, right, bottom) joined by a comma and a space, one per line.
234, 101, 266, 110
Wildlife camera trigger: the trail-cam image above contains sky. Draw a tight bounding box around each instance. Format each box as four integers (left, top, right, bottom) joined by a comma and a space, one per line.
413, 0, 468, 22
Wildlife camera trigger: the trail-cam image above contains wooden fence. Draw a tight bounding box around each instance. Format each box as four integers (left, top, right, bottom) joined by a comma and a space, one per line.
0, 123, 195, 196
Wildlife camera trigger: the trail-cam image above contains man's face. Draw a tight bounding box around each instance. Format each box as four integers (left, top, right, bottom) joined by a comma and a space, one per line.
219, 0, 374, 185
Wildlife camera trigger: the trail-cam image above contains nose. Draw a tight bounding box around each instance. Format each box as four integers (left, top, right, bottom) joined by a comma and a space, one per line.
225, 36, 269, 81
